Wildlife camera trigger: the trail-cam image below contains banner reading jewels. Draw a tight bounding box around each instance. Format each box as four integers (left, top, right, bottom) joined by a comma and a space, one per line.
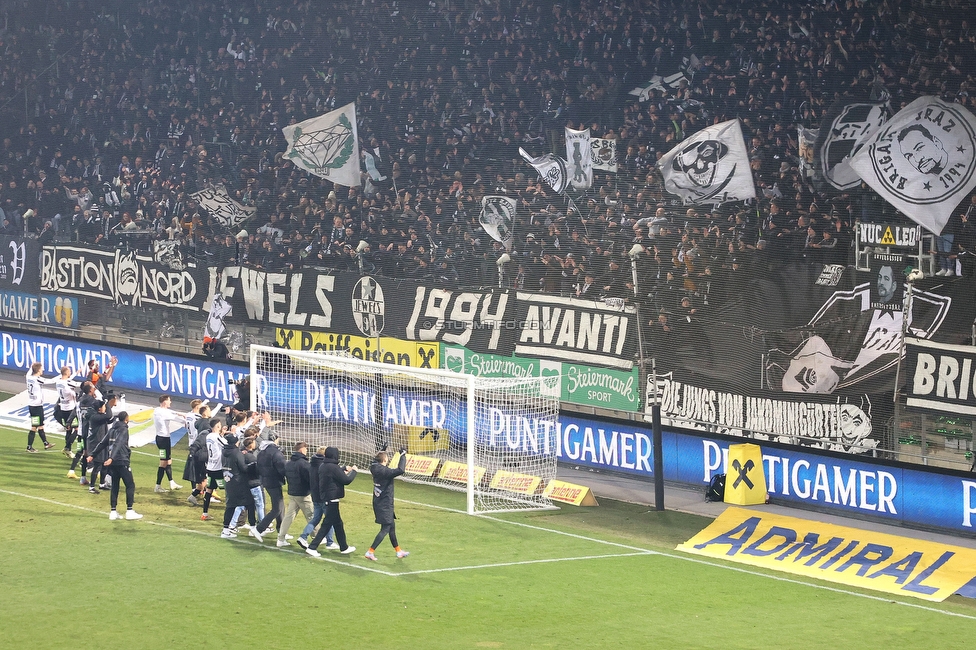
216, 268, 520, 357
443, 344, 640, 412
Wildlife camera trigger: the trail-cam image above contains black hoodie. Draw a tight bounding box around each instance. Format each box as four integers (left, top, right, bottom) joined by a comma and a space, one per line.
316, 446, 356, 502
309, 452, 327, 502
284, 449, 311, 497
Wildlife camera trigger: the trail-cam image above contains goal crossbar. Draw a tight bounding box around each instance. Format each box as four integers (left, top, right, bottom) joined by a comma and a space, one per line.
249, 344, 559, 515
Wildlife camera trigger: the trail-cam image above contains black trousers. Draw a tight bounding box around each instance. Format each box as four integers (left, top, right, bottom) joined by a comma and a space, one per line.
257, 484, 284, 534
371, 522, 398, 550
109, 464, 135, 510
309, 501, 347, 551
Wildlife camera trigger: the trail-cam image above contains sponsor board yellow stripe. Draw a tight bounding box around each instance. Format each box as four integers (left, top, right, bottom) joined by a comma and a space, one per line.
677, 507, 976, 603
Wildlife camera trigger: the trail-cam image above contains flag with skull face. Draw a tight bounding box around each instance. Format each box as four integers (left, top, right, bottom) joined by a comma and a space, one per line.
658, 119, 756, 206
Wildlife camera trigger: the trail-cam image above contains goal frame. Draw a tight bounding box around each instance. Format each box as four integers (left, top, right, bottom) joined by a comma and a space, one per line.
250, 344, 553, 515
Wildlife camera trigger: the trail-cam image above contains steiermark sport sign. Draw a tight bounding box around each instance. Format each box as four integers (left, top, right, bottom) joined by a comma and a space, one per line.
441, 345, 639, 412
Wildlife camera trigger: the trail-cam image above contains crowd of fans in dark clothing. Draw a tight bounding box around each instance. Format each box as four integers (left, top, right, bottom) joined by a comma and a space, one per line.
1, 0, 976, 331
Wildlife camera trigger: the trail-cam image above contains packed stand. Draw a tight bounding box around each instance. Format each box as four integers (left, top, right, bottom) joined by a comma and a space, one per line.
0, 0, 974, 328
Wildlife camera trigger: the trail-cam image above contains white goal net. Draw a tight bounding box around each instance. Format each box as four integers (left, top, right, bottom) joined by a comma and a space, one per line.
249, 345, 560, 514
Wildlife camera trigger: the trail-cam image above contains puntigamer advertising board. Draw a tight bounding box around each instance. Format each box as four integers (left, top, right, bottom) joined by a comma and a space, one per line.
3, 327, 972, 536
555, 411, 976, 536
0, 328, 246, 401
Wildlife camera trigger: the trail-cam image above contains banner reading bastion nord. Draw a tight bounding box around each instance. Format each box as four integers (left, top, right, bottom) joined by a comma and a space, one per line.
442, 344, 640, 412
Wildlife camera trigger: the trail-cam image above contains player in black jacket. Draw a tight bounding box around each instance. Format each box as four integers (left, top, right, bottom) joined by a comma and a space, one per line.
276, 442, 315, 548
253, 435, 287, 541
67, 381, 96, 483
220, 434, 259, 540
364, 449, 409, 561
86, 396, 116, 494
305, 446, 358, 557
88, 413, 141, 520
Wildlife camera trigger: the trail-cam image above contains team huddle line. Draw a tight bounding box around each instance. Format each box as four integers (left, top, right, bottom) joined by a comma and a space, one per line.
23, 362, 410, 561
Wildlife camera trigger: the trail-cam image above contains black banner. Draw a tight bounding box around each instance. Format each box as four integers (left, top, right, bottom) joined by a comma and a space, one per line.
40, 245, 210, 311
764, 267, 949, 396
0, 235, 40, 293
217, 268, 519, 357
868, 253, 906, 311
402, 284, 517, 356
513, 292, 638, 370
905, 338, 976, 416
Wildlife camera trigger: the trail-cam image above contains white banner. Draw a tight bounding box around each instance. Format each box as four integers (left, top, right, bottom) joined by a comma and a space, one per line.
849, 96, 976, 235
282, 102, 361, 187
519, 147, 569, 194
797, 126, 818, 175
591, 137, 618, 172
815, 100, 889, 190
658, 119, 756, 205
480, 195, 516, 251
191, 185, 255, 228
565, 127, 593, 189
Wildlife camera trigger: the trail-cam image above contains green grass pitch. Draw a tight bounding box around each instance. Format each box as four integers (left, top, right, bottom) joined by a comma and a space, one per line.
1, 426, 975, 648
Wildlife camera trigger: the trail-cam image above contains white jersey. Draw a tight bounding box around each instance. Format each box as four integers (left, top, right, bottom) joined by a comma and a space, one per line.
25, 372, 46, 407
205, 431, 225, 471
56, 378, 78, 411
153, 406, 185, 438
185, 412, 201, 445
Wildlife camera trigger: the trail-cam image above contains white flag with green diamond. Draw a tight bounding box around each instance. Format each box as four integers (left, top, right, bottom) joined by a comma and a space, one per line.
282, 102, 361, 187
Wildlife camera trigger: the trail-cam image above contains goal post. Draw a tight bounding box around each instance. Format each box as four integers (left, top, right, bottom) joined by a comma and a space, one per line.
248, 344, 560, 514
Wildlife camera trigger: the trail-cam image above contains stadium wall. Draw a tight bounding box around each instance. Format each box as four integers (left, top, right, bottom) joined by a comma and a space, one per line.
2, 326, 973, 537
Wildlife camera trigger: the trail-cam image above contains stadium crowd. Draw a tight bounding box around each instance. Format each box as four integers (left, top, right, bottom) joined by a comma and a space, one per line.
1, 0, 976, 324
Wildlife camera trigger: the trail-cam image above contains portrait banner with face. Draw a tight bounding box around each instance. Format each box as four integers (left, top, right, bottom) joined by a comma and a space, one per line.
797, 126, 819, 177
868, 253, 905, 311
658, 119, 756, 206
565, 127, 593, 189
849, 96, 976, 235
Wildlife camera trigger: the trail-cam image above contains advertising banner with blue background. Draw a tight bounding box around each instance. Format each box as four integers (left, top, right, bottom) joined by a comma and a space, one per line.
556, 411, 976, 536
3, 326, 973, 536
0, 328, 246, 402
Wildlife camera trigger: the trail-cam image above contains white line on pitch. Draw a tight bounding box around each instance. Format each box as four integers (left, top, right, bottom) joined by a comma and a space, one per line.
350, 490, 662, 554
0, 488, 396, 576
395, 551, 655, 576
13, 449, 976, 618
351, 491, 976, 620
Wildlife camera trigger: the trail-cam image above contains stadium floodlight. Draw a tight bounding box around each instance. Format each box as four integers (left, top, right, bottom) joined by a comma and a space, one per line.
249, 344, 559, 514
